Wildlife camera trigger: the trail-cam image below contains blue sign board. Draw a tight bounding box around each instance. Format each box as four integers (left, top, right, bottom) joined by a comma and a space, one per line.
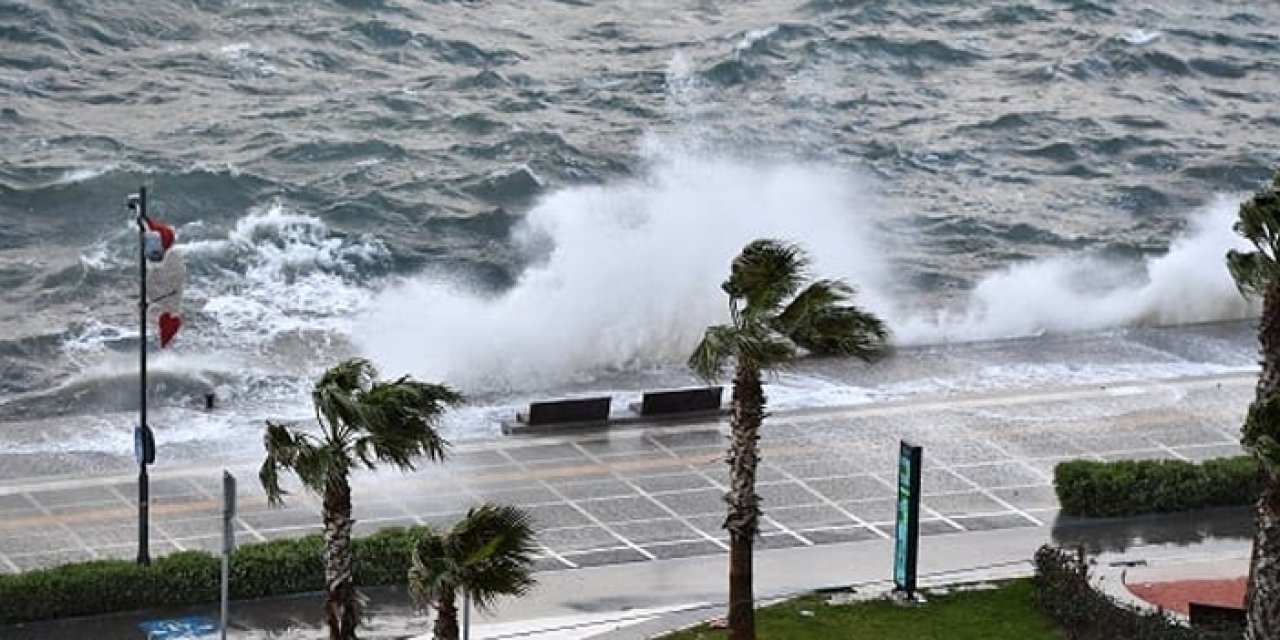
134, 424, 155, 465
892, 440, 923, 596
139, 616, 218, 639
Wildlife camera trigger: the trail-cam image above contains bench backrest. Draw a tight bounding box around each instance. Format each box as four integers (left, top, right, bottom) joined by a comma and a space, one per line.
639, 386, 723, 416
523, 396, 611, 425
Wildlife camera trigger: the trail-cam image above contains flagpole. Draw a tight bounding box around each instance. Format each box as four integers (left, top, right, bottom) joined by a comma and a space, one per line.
130, 187, 151, 567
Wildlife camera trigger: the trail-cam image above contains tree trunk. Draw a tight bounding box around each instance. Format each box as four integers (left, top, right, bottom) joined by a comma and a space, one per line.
434, 588, 460, 640
725, 363, 763, 640
323, 476, 362, 640
1248, 285, 1280, 639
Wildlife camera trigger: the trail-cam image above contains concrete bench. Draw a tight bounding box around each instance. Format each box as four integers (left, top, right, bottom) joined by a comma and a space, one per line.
630, 386, 723, 418
505, 396, 611, 434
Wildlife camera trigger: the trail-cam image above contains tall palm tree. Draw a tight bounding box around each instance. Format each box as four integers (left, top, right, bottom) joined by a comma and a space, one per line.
259, 358, 462, 640
690, 239, 888, 640
1227, 169, 1280, 640
408, 503, 538, 640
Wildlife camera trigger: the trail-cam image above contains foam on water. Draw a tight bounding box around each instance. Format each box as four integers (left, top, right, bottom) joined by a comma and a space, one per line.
893, 198, 1257, 343
186, 200, 388, 342
356, 146, 892, 393
357, 139, 1257, 395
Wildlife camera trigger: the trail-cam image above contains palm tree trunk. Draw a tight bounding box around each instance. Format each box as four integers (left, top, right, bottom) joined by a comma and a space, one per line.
434, 589, 460, 640
323, 476, 361, 640
1247, 285, 1280, 640
726, 363, 763, 640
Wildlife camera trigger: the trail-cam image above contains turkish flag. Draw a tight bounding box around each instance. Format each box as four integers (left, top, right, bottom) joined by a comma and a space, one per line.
159, 312, 182, 348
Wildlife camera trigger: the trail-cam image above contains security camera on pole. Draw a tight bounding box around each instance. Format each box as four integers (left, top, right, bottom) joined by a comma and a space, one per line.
126, 187, 185, 566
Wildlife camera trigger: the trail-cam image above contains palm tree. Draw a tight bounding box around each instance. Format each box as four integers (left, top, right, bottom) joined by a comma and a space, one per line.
408, 503, 538, 640
259, 357, 462, 640
1227, 169, 1280, 640
689, 239, 888, 640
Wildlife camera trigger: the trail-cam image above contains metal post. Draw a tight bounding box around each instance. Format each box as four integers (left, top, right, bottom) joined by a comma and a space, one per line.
221, 471, 236, 640
132, 186, 151, 567
462, 591, 470, 640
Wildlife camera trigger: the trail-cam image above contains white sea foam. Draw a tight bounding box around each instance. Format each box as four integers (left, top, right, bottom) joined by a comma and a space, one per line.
893, 198, 1256, 343
735, 25, 779, 53
219, 41, 280, 77
356, 149, 892, 392
356, 146, 1256, 395
52, 164, 114, 186
186, 201, 387, 343
1122, 29, 1162, 45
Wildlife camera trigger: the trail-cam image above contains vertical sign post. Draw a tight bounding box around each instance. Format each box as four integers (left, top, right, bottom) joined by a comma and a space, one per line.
892, 440, 922, 599
221, 471, 236, 640
462, 591, 471, 640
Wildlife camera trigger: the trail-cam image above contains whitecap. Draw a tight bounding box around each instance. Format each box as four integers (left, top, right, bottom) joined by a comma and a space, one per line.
1121, 29, 1161, 45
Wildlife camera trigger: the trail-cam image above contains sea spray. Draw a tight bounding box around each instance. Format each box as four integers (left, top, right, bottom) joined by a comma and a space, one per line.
355, 151, 892, 392
358, 158, 1257, 392
892, 197, 1257, 342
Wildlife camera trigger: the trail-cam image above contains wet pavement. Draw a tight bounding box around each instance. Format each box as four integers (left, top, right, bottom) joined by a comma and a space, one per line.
0, 370, 1258, 638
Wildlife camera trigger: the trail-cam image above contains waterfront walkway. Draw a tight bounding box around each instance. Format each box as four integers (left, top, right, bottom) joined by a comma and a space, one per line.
0, 371, 1255, 638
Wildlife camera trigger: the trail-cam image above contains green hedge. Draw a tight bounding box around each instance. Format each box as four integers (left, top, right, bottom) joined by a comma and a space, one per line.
0, 526, 424, 625
1054, 456, 1258, 518
1033, 545, 1236, 639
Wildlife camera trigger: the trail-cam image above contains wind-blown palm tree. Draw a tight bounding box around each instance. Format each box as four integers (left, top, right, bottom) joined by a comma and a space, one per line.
260, 358, 462, 640
408, 503, 538, 640
690, 239, 888, 640
1227, 170, 1280, 640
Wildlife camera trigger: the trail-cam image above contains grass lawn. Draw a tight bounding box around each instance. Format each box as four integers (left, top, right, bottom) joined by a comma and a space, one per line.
661, 579, 1062, 639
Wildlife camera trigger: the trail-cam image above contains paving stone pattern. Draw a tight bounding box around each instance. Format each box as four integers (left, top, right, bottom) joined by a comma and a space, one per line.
0, 374, 1251, 574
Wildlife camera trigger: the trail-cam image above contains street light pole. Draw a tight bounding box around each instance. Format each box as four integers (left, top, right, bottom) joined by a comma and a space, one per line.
129, 187, 152, 566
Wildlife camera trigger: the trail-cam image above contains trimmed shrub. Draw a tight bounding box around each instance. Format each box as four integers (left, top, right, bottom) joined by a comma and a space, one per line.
229, 534, 324, 600
1054, 456, 1258, 518
0, 526, 427, 624
354, 526, 419, 586
1033, 545, 1234, 640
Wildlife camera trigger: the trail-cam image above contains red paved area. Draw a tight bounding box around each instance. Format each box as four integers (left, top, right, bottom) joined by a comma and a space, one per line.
1126, 577, 1247, 616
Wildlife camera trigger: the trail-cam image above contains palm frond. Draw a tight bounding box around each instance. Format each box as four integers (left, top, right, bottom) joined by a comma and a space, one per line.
260, 420, 315, 506
352, 379, 460, 470
1238, 190, 1280, 248
291, 442, 347, 495
316, 357, 376, 393
313, 381, 369, 442
1227, 250, 1273, 297
779, 282, 889, 360
1228, 176, 1280, 298
773, 279, 851, 331
736, 321, 797, 370
407, 504, 538, 615
724, 239, 808, 316
689, 324, 737, 381
409, 528, 455, 606
454, 504, 538, 611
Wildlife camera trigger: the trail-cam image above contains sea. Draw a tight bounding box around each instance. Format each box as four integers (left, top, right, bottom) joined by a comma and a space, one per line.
1, 0, 1277, 476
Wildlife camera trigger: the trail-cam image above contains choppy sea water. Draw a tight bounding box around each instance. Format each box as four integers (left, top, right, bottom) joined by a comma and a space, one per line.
0, 0, 1277, 472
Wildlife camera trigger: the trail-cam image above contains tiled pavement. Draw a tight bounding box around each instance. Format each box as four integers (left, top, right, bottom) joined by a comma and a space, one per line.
0, 372, 1253, 575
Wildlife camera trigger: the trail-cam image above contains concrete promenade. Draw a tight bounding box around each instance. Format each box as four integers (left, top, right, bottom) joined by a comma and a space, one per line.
0, 370, 1256, 638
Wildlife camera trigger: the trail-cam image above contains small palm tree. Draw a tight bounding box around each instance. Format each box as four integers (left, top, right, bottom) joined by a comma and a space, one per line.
408, 503, 538, 640
260, 358, 462, 640
1227, 169, 1280, 640
690, 239, 888, 640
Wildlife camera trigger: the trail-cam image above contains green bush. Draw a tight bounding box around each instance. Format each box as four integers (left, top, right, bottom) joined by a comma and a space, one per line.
1054, 456, 1258, 518
354, 526, 419, 586
0, 526, 427, 624
1033, 545, 1236, 640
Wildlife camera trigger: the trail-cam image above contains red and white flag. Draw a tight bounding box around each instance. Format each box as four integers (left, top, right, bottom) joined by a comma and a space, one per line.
143, 216, 185, 348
